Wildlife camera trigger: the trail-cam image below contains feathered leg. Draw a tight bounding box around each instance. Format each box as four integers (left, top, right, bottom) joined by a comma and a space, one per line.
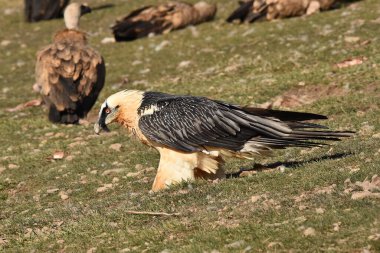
152, 148, 226, 191
152, 148, 197, 191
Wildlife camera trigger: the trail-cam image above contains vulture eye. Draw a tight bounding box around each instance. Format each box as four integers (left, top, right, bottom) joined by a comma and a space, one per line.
105, 108, 111, 114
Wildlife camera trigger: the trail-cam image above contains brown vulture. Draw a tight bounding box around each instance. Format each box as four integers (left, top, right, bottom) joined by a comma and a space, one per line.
25, 0, 70, 22
111, 1, 217, 41
35, 3, 105, 124
227, 0, 337, 23
94, 90, 353, 191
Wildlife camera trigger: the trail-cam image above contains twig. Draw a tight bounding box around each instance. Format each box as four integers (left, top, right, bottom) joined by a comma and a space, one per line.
125, 210, 180, 216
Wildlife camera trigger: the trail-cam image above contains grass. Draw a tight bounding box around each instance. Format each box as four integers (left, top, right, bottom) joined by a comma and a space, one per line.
0, 0, 379, 252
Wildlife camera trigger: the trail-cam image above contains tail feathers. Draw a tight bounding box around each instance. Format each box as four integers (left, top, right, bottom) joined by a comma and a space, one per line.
242, 107, 328, 121
239, 129, 354, 154
113, 20, 170, 41
48, 104, 79, 124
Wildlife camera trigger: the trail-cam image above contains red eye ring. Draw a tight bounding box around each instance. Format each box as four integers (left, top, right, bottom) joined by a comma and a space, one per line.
105, 108, 111, 114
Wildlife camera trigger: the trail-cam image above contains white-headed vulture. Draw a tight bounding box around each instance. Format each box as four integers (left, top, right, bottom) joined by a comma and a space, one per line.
94, 90, 353, 191
112, 1, 217, 41
25, 0, 70, 22
35, 3, 105, 124
227, 0, 337, 23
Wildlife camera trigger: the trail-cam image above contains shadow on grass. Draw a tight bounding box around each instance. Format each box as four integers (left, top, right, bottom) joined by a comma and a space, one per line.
227, 152, 352, 178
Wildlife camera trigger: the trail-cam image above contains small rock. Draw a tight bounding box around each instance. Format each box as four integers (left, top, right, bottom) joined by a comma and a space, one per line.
225, 240, 245, 248
344, 36, 360, 43
109, 143, 122, 151
127, 172, 140, 177
178, 60, 191, 68
135, 164, 144, 170
0, 237, 8, 245
101, 37, 115, 44
303, 227, 316, 237
47, 188, 59, 194
0, 167, 6, 174
278, 165, 286, 173
267, 241, 283, 248
368, 233, 380, 241
351, 191, 380, 200
96, 186, 108, 193
242, 28, 255, 37
8, 164, 19, 169
250, 195, 262, 203
239, 170, 257, 177
109, 222, 118, 228
112, 177, 120, 183
333, 222, 341, 232
101, 168, 124, 176
87, 247, 97, 253
53, 151, 64, 160
66, 155, 74, 161
132, 60, 142, 66
59, 191, 69, 200
298, 205, 307, 211
316, 207, 325, 214
155, 40, 170, 51
1, 40, 11, 46
140, 68, 150, 74
96, 184, 113, 193
145, 167, 155, 172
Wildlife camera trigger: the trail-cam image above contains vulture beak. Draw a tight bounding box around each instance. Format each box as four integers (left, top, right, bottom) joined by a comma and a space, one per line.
94, 105, 119, 134
80, 4, 92, 15
94, 118, 110, 135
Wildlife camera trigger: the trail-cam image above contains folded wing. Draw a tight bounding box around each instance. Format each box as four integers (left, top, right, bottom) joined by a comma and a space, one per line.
138, 92, 353, 154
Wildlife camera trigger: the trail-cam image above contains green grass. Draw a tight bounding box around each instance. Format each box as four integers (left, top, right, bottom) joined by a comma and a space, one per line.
0, 0, 379, 252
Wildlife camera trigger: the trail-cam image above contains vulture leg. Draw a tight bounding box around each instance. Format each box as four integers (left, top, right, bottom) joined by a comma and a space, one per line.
48, 104, 61, 123
48, 104, 79, 124
152, 148, 226, 191
152, 148, 197, 191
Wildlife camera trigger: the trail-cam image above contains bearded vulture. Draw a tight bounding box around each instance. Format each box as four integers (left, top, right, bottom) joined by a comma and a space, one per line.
25, 0, 70, 22
94, 90, 353, 191
111, 1, 217, 41
35, 3, 105, 124
227, 0, 337, 23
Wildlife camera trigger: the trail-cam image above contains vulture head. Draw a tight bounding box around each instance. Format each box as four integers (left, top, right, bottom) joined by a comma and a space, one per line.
94, 90, 135, 134
64, 3, 92, 29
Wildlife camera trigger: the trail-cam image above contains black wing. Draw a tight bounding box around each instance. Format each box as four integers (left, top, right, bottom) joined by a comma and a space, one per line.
25, 0, 69, 22
138, 92, 353, 153
112, 5, 172, 41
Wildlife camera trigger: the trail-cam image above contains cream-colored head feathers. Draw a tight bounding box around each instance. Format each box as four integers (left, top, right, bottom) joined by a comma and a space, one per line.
104, 90, 143, 110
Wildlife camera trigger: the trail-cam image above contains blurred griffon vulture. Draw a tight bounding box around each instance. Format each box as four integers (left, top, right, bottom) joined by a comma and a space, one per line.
35, 3, 105, 124
25, 0, 70, 22
95, 90, 353, 191
112, 1, 217, 41
227, 0, 337, 23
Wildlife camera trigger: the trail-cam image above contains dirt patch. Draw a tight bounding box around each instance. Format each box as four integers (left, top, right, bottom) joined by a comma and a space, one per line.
260, 84, 349, 109
344, 175, 380, 200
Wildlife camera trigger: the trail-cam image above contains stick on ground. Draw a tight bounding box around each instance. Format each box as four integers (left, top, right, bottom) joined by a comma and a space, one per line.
125, 210, 180, 216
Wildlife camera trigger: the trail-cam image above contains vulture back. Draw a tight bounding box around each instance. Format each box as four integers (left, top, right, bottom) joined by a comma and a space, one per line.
36, 29, 105, 123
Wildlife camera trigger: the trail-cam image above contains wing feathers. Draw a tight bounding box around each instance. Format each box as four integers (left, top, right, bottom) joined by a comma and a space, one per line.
35, 30, 105, 123
138, 93, 352, 154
